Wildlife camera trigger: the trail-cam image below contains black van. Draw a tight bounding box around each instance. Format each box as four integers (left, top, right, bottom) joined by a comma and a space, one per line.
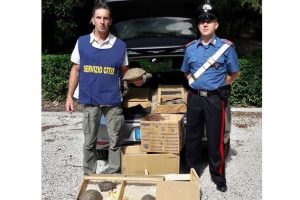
96, 0, 231, 160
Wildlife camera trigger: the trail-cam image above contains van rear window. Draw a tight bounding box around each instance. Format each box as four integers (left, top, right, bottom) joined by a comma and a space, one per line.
113, 17, 197, 40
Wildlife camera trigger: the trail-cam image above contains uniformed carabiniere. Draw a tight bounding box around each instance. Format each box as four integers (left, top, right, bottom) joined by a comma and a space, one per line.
181, 4, 240, 192
65, 3, 128, 175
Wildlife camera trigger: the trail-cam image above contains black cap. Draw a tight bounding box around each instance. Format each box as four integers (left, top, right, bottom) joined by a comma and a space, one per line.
197, 3, 217, 23
198, 12, 217, 23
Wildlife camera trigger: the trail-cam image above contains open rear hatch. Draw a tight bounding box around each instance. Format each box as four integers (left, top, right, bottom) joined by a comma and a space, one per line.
105, 0, 202, 58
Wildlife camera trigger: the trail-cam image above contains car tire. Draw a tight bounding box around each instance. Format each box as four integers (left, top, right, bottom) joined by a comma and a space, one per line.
224, 137, 230, 158
96, 149, 108, 160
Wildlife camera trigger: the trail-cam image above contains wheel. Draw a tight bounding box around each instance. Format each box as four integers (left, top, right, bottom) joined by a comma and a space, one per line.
96, 149, 108, 160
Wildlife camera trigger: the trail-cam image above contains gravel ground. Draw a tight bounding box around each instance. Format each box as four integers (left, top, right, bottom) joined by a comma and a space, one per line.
42, 109, 262, 200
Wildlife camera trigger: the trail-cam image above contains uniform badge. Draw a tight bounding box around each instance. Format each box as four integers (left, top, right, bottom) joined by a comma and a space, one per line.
213, 39, 216, 45
213, 62, 220, 69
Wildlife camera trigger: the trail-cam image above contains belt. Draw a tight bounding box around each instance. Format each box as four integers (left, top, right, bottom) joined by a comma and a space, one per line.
189, 88, 219, 97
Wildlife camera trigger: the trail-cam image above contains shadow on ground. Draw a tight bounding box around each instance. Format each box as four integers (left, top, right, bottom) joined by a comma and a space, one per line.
180, 144, 237, 176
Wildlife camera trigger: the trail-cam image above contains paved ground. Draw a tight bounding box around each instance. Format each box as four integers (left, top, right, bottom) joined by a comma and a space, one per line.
42, 108, 262, 200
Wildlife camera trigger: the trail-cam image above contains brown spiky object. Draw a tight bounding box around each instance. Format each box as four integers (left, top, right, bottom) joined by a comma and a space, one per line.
141, 194, 156, 200
79, 189, 103, 200
98, 181, 117, 192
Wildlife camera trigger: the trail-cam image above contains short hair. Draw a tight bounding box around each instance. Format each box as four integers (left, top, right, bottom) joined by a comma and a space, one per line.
92, 2, 111, 17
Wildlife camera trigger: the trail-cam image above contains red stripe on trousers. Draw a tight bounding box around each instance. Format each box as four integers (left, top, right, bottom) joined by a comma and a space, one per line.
219, 100, 225, 175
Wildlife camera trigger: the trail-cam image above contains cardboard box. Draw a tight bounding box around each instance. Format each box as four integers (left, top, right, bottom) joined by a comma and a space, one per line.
121, 152, 180, 175
156, 168, 200, 200
122, 144, 145, 154
153, 85, 187, 114
141, 114, 184, 153
123, 87, 152, 108
153, 103, 186, 113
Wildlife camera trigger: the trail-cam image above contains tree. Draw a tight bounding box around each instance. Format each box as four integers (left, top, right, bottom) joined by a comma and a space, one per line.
210, 0, 262, 40
241, 0, 262, 13
42, 0, 261, 54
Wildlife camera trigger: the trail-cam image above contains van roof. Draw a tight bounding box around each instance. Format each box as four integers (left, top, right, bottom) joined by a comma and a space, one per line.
103, 0, 202, 21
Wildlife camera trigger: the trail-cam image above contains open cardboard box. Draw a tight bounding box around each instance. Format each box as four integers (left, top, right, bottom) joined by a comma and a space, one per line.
152, 85, 187, 114
121, 145, 180, 175
122, 87, 152, 108
156, 168, 200, 200
76, 168, 200, 200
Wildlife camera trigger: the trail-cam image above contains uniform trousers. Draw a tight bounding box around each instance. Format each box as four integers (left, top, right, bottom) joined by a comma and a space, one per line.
82, 105, 124, 175
185, 91, 226, 183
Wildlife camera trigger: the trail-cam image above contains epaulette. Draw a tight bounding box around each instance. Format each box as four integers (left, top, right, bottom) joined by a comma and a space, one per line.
221, 39, 234, 46
185, 40, 196, 47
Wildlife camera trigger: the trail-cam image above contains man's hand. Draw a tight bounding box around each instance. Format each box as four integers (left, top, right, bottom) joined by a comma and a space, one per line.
66, 64, 79, 113
226, 71, 240, 85
66, 96, 74, 113
184, 72, 190, 80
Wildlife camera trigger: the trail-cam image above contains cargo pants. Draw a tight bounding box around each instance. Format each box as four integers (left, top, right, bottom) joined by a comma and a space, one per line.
82, 105, 124, 175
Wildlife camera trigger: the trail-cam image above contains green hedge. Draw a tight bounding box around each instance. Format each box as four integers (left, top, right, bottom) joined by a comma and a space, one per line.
230, 58, 262, 107
42, 55, 262, 107
42, 54, 72, 101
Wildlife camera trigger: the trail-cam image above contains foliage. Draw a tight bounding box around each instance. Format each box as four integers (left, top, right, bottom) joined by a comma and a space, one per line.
211, 0, 262, 40
42, 54, 262, 107
241, 0, 262, 13
230, 57, 262, 107
42, 0, 93, 54
42, 55, 72, 101
42, 0, 262, 54
42, 0, 84, 54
